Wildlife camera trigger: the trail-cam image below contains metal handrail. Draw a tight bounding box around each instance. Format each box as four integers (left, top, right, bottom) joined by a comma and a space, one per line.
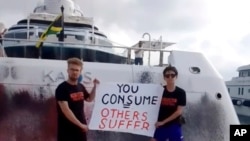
1, 38, 171, 66
1, 38, 171, 52
142, 32, 151, 65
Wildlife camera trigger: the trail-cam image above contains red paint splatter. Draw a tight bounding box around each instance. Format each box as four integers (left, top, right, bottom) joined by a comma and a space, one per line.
0, 84, 8, 121
41, 97, 57, 139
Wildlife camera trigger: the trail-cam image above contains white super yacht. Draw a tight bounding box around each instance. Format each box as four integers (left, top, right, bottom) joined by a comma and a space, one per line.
2, 0, 131, 63
0, 0, 240, 141
226, 64, 250, 117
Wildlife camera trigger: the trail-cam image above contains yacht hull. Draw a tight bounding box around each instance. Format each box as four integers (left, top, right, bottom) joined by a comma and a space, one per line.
0, 51, 239, 141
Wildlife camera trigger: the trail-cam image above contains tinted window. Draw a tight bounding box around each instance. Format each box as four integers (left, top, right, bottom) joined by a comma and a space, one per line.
4, 45, 127, 64
14, 32, 27, 39
61, 47, 81, 60
75, 35, 84, 41
4, 33, 14, 38
4, 32, 34, 39
5, 47, 24, 57
41, 46, 60, 59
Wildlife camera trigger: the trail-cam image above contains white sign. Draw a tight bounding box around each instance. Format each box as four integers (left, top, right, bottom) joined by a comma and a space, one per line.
89, 83, 164, 137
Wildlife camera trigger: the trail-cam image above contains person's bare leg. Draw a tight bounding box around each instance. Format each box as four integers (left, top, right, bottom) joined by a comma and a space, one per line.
150, 138, 156, 141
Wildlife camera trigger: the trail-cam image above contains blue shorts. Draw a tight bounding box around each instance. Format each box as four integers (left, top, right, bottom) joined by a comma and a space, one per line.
153, 123, 183, 141
135, 58, 143, 65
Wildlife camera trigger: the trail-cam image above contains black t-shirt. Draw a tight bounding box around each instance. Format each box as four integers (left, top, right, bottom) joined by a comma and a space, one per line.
157, 86, 186, 126
55, 81, 90, 141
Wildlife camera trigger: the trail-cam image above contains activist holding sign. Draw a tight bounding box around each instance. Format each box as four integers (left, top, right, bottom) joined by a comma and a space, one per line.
151, 65, 186, 141
55, 57, 100, 141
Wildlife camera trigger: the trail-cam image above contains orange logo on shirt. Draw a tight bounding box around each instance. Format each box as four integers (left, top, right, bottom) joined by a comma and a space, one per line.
161, 98, 177, 106
70, 92, 84, 101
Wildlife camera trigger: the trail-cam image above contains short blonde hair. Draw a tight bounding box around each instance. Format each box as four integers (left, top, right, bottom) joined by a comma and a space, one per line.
67, 57, 83, 68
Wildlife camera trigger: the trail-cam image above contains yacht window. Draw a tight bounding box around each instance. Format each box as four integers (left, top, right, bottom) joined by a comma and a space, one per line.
41, 46, 60, 59
238, 87, 244, 95
95, 51, 126, 64
95, 51, 109, 62
56, 34, 67, 39
81, 49, 96, 62
5, 46, 39, 58
4, 47, 25, 58
242, 71, 248, 77
61, 47, 81, 60
15, 32, 34, 39
4, 33, 14, 38
228, 88, 230, 93
8, 26, 34, 31
3, 42, 127, 64
28, 32, 34, 37
4, 32, 34, 39
14, 32, 28, 39
239, 71, 242, 77
26, 46, 39, 58
75, 35, 84, 41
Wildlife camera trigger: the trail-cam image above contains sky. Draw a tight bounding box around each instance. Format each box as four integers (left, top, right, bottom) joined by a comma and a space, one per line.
0, 0, 250, 81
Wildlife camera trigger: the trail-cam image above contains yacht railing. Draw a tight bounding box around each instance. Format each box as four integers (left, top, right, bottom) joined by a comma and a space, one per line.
0, 38, 172, 66
231, 76, 250, 82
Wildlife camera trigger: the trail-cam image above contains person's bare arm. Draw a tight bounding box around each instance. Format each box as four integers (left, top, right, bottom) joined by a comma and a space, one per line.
58, 101, 88, 132
163, 106, 183, 123
155, 106, 184, 127
85, 79, 99, 102
87, 85, 96, 102
134, 48, 141, 53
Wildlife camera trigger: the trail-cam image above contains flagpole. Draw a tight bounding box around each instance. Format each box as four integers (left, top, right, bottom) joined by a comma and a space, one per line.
91, 18, 94, 44
59, 5, 64, 60
159, 36, 163, 66
59, 6, 64, 42
27, 14, 30, 40
25, 14, 30, 57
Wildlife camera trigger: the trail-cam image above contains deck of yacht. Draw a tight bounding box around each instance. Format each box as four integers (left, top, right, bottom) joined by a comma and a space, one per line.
0, 37, 174, 66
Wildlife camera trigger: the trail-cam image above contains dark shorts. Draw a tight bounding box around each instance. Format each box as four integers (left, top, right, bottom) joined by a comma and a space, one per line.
135, 58, 143, 65
57, 130, 87, 141
153, 123, 183, 141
